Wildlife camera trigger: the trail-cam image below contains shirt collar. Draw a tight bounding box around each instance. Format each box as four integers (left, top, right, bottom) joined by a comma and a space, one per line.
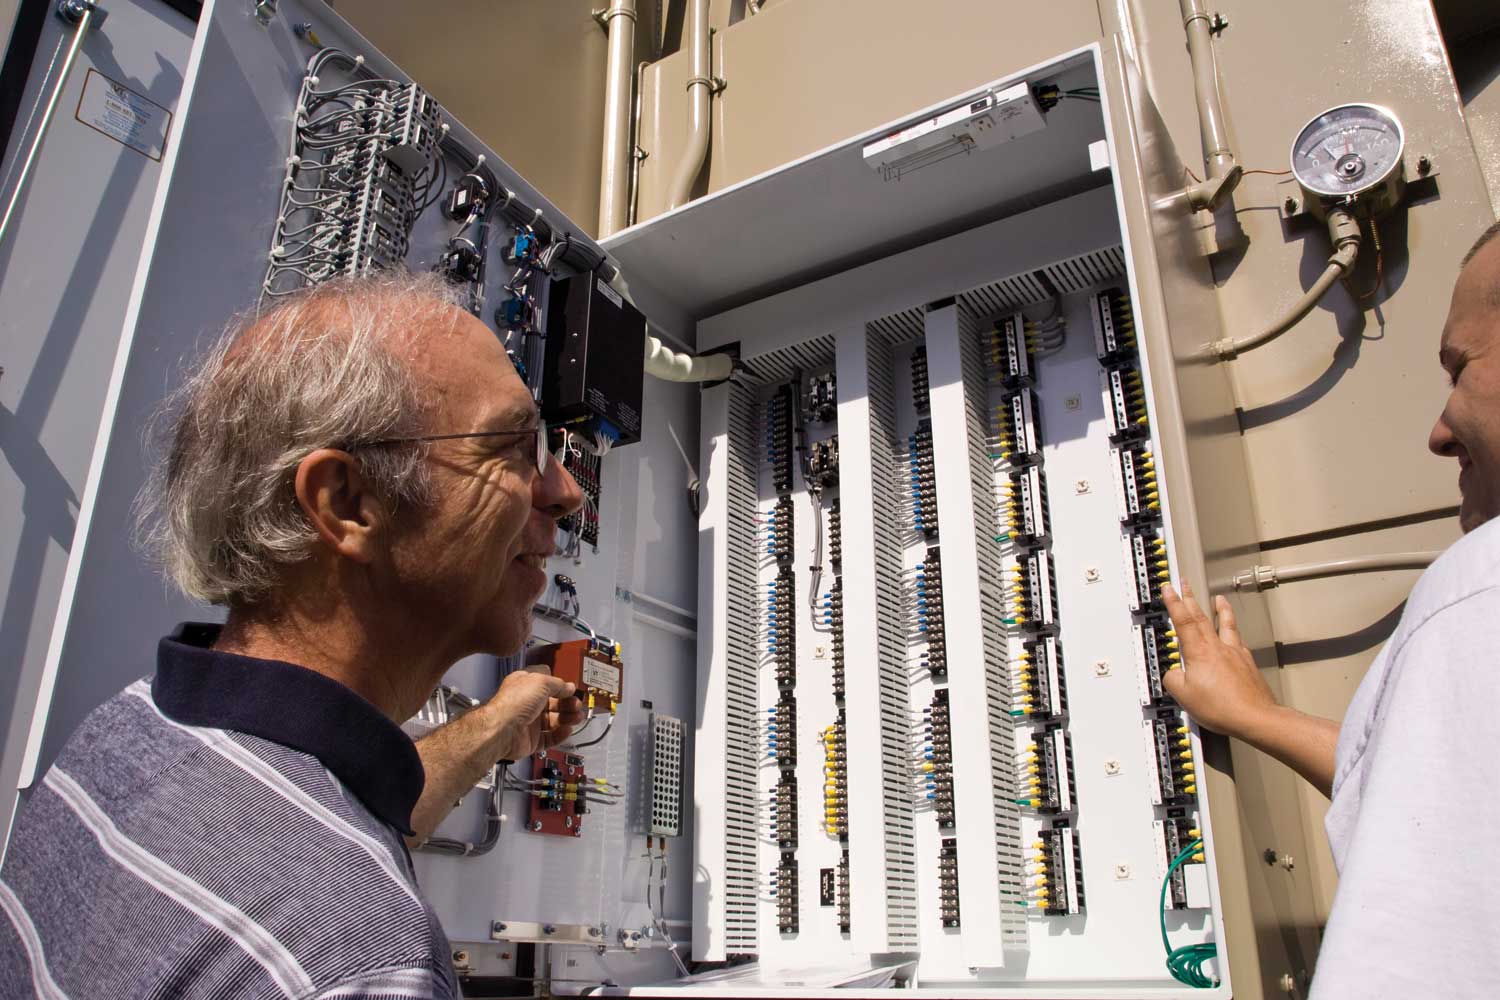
152, 622, 425, 836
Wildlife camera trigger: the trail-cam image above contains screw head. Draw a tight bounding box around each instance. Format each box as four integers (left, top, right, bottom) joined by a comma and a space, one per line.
1084, 566, 1101, 584
491, 920, 507, 934
1074, 479, 1091, 495
1114, 863, 1132, 880
1417, 154, 1432, 176
1283, 196, 1299, 215
1093, 659, 1111, 677
1104, 758, 1122, 776
543, 923, 556, 935
565, 815, 574, 828
588, 926, 600, 937
532, 820, 544, 832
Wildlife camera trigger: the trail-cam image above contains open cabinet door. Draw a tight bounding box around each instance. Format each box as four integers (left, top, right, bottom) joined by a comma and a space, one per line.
5, 0, 604, 807
0, 0, 195, 845
1099, 36, 1324, 997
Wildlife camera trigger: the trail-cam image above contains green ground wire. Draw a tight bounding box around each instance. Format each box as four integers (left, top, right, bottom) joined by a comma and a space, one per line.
1159, 837, 1219, 988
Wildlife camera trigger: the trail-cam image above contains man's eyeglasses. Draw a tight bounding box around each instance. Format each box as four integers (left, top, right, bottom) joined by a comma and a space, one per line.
362, 421, 550, 475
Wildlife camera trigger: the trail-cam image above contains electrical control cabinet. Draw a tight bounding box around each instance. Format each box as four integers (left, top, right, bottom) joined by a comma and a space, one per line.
2, 2, 1268, 996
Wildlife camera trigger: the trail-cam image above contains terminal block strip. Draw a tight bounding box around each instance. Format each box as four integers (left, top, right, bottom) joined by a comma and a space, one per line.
1091, 286, 1138, 364
923, 688, 956, 828
1144, 708, 1197, 806
911, 346, 931, 413
1015, 635, 1067, 722
768, 565, 797, 690
1110, 441, 1160, 526
911, 547, 948, 681
1122, 526, 1171, 613
766, 384, 795, 494
907, 420, 938, 538
1019, 724, 1076, 815
1134, 616, 1180, 708
989, 312, 1035, 389
1157, 810, 1205, 910
1101, 363, 1150, 444
939, 838, 961, 928
766, 694, 797, 771
1032, 821, 1085, 915
823, 712, 848, 839
1001, 465, 1050, 548
995, 387, 1042, 466
1008, 549, 1058, 633
775, 855, 800, 934
766, 495, 794, 563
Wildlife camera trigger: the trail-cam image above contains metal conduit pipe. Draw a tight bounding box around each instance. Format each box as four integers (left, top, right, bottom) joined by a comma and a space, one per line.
596, 0, 637, 238
1232, 551, 1440, 592
1202, 207, 1361, 361
1178, 0, 1242, 210
666, 0, 711, 210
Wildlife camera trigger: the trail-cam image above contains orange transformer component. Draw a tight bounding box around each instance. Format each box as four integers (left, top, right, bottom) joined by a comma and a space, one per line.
527, 638, 624, 714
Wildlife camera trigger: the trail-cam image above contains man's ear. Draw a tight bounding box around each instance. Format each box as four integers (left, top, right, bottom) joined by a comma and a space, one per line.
293, 449, 387, 564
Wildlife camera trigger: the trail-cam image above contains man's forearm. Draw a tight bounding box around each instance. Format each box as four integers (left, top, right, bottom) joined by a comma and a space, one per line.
1237, 705, 1340, 798
409, 704, 513, 843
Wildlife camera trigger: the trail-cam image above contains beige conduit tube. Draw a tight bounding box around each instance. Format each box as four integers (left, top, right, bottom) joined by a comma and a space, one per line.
597, 0, 637, 238
644, 335, 734, 382
1201, 207, 1361, 361
1178, 0, 1242, 211
605, 273, 737, 381
667, 0, 712, 210
1232, 551, 1440, 592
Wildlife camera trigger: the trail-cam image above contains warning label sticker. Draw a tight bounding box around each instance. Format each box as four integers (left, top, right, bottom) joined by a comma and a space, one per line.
74, 69, 172, 162
582, 657, 621, 697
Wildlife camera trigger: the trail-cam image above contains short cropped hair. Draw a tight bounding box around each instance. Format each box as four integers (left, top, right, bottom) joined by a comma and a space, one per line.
136, 271, 465, 607
1463, 219, 1500, 269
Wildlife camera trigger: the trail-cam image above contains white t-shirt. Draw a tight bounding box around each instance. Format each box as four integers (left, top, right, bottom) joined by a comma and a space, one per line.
1313, 515, 1500, 998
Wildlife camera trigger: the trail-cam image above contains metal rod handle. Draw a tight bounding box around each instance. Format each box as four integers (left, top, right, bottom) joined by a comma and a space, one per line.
0, 2, 99, 251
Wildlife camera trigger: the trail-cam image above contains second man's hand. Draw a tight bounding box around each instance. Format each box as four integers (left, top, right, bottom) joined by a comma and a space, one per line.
1159, 583, 1275, 740
1160, 582, 1338, 798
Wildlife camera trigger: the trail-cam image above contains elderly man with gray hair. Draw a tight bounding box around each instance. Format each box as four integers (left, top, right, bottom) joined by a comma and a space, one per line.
0, 272, 586, 999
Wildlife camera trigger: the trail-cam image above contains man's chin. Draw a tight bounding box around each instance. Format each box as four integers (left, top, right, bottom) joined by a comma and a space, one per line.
1458, 495, 1494, 535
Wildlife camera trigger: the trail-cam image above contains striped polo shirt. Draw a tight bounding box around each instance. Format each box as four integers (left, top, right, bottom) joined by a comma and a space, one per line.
0, 624, 460, 999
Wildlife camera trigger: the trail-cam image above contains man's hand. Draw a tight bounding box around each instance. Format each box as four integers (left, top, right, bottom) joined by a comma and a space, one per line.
408, 671, 585, 843
485, 669, 585, 761
1160, 583, 1276, 740
1160, 582, 1338, 798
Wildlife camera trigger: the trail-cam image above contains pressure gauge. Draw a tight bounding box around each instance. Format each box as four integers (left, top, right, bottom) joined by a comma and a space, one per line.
1289, 103, 1406, 217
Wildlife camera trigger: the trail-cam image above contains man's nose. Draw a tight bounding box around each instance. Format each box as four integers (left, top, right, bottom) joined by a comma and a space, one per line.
1428, 409, 1458, 458
537, 453, 585, 519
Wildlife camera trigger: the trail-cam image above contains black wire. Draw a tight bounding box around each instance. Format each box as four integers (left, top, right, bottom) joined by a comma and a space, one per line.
569, 716, 615, 749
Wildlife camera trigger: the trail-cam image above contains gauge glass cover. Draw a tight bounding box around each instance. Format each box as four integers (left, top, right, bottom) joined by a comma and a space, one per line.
1290, 104, 1404, 198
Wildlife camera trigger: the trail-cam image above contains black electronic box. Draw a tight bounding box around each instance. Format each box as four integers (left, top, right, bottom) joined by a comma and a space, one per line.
541, 273, 646, 446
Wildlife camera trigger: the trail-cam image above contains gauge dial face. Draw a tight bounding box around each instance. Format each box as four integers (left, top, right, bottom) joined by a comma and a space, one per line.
1290, 104, 1405, 198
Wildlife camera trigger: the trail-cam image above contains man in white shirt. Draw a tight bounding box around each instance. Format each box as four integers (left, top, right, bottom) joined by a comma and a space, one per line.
1160, 221, 1500, 997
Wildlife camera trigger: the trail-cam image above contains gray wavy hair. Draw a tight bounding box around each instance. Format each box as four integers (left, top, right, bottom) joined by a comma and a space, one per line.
137, 270, 467, 608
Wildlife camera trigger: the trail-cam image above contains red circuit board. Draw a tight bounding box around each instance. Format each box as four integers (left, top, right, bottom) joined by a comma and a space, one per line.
526, 749, 586, 837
